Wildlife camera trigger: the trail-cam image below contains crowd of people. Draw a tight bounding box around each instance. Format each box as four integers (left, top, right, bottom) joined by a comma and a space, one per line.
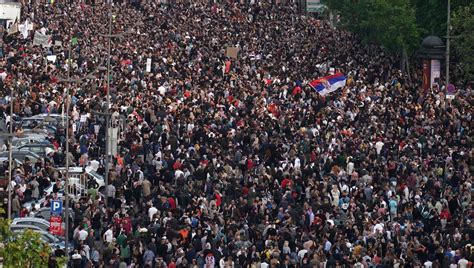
0, 0, 473, 267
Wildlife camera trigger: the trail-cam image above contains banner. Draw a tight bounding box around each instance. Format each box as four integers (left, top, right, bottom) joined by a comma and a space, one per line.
7, 21, 19, 36
225, 47, 239, 59
146, 58, 152, 73
47, 55, 57, 62
422, 60, 430, 91
306, 0, 325, 13
430, 59, 440, 88
33, 31, 52, 47
18, 23, 28, 39
49, 216, 63, 236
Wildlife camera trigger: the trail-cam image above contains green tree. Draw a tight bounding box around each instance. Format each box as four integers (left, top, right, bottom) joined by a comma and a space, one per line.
410, 0, 471, 37
451, 3, 474, 81
0, 209, 65, 267
325, 0, 420, 54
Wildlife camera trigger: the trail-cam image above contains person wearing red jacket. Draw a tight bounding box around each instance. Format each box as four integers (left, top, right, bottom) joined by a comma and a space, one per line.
281, 177, 292, 189
439, 206, 452, 230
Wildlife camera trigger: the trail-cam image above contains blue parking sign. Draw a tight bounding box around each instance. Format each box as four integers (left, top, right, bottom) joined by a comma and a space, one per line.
51, 200, 63, 215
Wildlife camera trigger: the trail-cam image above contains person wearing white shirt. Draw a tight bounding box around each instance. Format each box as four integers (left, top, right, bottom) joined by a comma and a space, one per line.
323, 238, 332, 252
103, 227, 113, 244
0, 141, 7, 152
78, 227, 88, 242
81, 244, 90, 260
148, 205, 158, 221
458, 257, 469, 268
375, 140, 384, 155
423, 260, 433, 268
260, 260, 269, 268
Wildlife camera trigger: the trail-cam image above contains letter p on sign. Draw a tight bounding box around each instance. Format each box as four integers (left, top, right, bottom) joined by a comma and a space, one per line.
51, 200, 62, 215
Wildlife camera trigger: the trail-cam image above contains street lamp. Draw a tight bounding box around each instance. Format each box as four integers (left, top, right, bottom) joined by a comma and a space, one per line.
0, 130, 20, 220
99, 6, 136, 205
446, 0, 451, 86
7, 87, 13, 221
56, 43, 103, 260
0, 85, 23, 220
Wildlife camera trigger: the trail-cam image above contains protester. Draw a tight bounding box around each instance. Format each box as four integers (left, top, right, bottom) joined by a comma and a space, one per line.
0, 1, 472, 267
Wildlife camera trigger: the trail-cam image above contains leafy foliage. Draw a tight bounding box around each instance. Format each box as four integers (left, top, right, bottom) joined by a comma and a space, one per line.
451, 3, 474, 81
324, 0, 473, 82
410, 0, 471, 36
324, 0, 420, 55
0, 208, 65, 267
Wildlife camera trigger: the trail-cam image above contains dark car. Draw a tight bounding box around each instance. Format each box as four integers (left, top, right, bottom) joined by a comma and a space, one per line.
34, 207, 75, 223
17, 143, 55, 157
0, 150, 42, 164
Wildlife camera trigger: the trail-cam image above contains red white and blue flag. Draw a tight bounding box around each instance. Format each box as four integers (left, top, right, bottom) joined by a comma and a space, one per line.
309, 73, 347, 96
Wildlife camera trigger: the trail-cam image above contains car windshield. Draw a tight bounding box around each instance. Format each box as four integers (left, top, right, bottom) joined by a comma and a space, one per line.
88, 170, 103, 180
41, 233, 58, 243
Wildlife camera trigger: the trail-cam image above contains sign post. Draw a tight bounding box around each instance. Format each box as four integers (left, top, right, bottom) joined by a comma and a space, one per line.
446, 84, 456, 99
50, 200, 63, 236
51, 200, 63, 215
306, 0, 325, 13
49, 216, 63, 236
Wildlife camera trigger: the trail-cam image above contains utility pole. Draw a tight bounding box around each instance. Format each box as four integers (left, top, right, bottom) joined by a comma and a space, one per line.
104, 3, 112, 207
446, 0, 451, 86
7, 87, 13, 220
99, 6, 136, 205
57, 43, 103, 262
64, 39, 72, 260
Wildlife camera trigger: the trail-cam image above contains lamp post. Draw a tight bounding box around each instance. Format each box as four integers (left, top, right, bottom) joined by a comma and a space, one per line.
446, 0, 451, 86
98, 6, 136, 205
56, 42, 103, 261
0, 130, 19, 221
105, 5, 112, 201
7, 87, 13, 220
0, 83, 24, 220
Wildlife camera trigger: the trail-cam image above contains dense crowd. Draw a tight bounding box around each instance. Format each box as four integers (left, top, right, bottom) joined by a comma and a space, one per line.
0, 0, 473, 267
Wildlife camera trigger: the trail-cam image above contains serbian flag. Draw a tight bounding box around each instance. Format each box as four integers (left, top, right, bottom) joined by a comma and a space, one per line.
309, 73, 346, 96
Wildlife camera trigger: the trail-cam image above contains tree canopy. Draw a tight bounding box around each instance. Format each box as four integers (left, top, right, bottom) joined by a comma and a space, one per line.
324, 0, 420, 55
0, 209, 63, 267
324, 0, 474, 82
451, 3, 474, 81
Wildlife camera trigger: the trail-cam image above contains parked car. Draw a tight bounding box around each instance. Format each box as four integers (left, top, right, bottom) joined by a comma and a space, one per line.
0, 150, 41, 163
10, 224, 46, 233
11, 136, 51, 147
34, 207, 75, 224
11, 229, 70, 250
17, 143, 55, 157
21, 124, 57, 136
22, 114, 66, 129
11, 217, 50, 232
0, 157, 23, 168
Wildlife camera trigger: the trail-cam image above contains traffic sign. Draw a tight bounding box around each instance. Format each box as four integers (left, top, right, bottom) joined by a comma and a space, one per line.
51, 200, 62, 215
446, 84, 456, 99
49, 216, 63, 236
447, 84, 456, 93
